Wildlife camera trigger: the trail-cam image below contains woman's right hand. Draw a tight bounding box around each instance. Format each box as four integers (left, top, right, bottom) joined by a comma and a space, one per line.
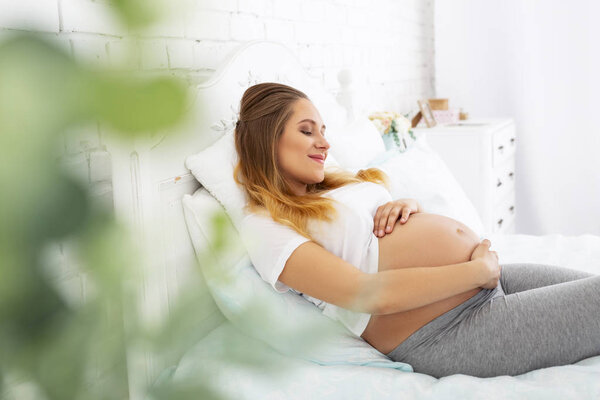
470, 239, 501, 289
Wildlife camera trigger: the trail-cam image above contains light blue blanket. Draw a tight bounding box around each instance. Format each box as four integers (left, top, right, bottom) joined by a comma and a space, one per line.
167, 320, 600, 400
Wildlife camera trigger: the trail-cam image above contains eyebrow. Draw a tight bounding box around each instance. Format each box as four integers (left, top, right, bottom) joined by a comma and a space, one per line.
297, 119, 326, 130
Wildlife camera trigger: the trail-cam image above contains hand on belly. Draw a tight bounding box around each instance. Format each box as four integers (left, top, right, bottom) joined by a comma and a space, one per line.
377, 212, 481, 271
363, 212, 483, 353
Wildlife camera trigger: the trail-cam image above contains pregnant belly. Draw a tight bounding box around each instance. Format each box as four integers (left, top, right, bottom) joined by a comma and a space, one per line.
360, 212, 482, 354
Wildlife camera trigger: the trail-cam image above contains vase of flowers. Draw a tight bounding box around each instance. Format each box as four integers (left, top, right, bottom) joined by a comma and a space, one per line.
368, 111, 416, 152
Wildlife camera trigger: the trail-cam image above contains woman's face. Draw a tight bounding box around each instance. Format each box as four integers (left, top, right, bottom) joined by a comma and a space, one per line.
277, 98, 330, 195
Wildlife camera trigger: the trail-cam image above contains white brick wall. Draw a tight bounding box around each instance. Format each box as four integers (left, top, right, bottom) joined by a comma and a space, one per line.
60, 0, 127, 36
0, 0, 433, 111
0, 0, 59, 32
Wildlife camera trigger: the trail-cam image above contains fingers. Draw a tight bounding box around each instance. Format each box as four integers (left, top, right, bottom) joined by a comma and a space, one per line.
374, 204, 405, 237
385, 206, 402, 232
399, 207, 410, 223
373, 205, 385, 236
483, 240, 498, 259
377, 204, 395, 236
373, 205, 384, 236
480, 238, 493, 250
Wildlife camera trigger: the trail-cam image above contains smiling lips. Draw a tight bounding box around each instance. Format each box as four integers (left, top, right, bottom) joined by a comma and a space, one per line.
308, 154, 326, 164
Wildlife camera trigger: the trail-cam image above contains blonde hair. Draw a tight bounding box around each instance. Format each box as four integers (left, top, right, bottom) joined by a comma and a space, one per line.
233, 82, 389, 242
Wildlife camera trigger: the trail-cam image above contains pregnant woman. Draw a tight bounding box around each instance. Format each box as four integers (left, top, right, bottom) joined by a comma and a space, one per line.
236, 82, 600, 378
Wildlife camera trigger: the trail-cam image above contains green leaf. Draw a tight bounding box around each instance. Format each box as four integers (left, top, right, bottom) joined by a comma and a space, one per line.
83, 73, 189, 135
111, 0, 165, 31
27, 173, 91, 242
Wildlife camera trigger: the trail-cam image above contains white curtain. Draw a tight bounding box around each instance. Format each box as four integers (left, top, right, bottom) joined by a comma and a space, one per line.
434, 0, 600, 235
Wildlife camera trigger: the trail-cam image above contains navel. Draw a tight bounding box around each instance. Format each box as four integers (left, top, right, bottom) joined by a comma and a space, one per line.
456, 227, 464, 234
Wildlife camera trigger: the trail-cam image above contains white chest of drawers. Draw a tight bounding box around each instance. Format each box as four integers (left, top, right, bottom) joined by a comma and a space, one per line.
413, 118, 517, 234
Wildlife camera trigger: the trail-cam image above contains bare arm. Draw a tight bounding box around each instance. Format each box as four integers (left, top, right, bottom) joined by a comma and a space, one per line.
279, 241, 486, 316
365, 259, 486, 315
279, 241, 378, 314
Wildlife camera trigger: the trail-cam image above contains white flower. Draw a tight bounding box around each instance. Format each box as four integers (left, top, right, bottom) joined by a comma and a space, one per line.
394, 115, 411, 135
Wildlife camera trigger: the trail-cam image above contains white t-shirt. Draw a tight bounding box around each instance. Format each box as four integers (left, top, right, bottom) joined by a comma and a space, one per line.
239, 181, 393, 337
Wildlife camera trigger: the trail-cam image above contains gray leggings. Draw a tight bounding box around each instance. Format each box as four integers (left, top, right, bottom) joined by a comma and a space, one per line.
385, 263, 600, 378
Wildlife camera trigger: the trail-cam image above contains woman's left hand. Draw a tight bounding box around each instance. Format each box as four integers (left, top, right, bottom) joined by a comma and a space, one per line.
373, 198, 422, 237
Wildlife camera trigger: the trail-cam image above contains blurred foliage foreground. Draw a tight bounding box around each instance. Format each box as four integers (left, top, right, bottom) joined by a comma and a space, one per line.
0, 27, 333, 400
1, 3, 345, 398
0, 24, 299, 400
0, 30, 195, 399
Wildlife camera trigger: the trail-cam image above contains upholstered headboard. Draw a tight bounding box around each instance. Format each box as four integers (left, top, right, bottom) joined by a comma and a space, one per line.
104, 40, 353, 398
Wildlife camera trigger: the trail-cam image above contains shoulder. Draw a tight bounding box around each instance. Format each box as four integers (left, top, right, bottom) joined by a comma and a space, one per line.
359, 180, 391, 196
241, 210, 274, 230
241, 210, 302, 237
325, 181, 388, 197
347, 181, 386, 191
242, 206, 271, 222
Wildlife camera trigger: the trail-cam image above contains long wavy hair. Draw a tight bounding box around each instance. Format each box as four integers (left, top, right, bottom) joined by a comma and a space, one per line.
233, 82, 389, 242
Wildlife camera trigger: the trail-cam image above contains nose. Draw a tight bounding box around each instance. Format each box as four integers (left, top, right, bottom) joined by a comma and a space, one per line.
316, 134, 330, 150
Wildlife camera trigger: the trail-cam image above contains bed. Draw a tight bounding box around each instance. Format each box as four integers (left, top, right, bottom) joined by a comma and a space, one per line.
105, 40, 600, 400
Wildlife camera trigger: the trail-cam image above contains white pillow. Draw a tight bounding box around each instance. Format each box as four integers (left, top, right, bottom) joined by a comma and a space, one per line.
182, 187, 413, 372
327, 115, 387, 170
365, 134, 485, 236
185, 131, 246, 231
185, 131, 341, 231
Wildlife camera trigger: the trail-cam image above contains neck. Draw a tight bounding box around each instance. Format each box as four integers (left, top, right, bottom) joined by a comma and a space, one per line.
287, 181, 307, 196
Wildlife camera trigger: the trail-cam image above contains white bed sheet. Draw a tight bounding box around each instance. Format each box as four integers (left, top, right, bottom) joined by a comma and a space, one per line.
172, 233, 600, 399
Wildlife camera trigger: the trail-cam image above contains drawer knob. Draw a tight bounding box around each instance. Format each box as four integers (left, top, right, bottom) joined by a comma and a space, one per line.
497, 145, 504, 153
509, 205, 515, 213
510, 137, 516, 145
508, 171, 514, 179
496, 179, 503, 187
497, 218, 504, 227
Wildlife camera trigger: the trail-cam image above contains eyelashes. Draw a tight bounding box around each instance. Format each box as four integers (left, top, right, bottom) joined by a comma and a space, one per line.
301, 130, 325, 138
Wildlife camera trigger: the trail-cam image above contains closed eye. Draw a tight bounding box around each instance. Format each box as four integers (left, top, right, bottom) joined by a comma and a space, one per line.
301, 130, 326, 138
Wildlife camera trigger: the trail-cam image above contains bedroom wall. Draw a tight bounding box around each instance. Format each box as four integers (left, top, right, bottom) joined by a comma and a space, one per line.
434, 0, 600, 236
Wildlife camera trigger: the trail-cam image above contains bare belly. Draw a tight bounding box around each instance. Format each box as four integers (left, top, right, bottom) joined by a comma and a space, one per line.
360, 212, 481, 354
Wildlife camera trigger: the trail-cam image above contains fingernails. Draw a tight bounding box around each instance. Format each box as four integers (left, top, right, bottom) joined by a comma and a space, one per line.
386, 226, 391, 232
378, 230, 384, 236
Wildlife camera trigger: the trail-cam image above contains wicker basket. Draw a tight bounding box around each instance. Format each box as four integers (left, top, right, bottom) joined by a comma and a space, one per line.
428, 98, 449, 110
